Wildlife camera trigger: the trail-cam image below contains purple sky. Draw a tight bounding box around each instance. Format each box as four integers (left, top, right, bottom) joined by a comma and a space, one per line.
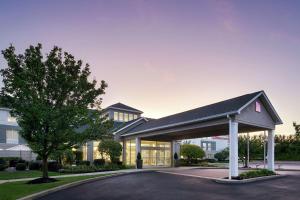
1, 0, 300, 135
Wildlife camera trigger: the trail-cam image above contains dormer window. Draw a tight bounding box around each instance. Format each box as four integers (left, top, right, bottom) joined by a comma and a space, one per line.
255, 101, 261, 113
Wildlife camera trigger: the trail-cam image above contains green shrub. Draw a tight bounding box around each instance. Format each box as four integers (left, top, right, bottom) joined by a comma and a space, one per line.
174, 152, 178, 160
29, 161, 42, 170
239, 169, 276, 179
76, 160, 90, 166
16, 163, 26, 171
214, 148, 229, 161
61, 163, 130, 174
0, 158, 8, 171
93, 159, 105, 166
48, 161, 62, 172
180, 144, 205, 164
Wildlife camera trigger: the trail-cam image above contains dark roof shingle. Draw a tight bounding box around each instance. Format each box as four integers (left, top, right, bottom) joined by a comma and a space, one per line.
106, 103, 143, 113
122, 91, 262, 135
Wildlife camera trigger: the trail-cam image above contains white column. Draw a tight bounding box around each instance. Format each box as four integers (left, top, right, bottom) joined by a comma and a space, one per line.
267, 130, 275, 171
229, 119, 239, 178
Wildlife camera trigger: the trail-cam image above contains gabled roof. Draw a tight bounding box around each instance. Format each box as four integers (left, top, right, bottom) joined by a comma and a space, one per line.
105, 103, 143, 114
121, 91, 282, 136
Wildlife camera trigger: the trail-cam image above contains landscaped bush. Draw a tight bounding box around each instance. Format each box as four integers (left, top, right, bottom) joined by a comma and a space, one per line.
239, 169, 276, 180
0, 158, 8, 171
214, 148, 229, 162
93, 159, 105, 166
47, 161, 62, 172
61, 163, 130, 174
16, 163, 27, 171
29, 161, 42, 170
76, 160, 90, 166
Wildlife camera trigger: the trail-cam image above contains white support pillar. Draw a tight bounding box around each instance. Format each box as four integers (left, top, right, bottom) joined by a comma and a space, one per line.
135, 137, 141, 168
267, 130, 275, 171
229, 119, 239, 178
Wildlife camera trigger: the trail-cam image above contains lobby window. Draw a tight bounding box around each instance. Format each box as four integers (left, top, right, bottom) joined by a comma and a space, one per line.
6, 129, 19, 144
114, 112, 119, 121
133, 114, 138, 120
119, 112, 124, 122
129, 114, 133, 121
124, 113, 129, 122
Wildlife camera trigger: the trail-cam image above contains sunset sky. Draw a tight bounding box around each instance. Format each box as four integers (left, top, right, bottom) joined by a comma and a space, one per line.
0, 0, 299, 135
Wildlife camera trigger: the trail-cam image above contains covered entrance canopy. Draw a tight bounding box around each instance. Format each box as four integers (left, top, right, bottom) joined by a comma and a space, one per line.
116, 91, 282, 178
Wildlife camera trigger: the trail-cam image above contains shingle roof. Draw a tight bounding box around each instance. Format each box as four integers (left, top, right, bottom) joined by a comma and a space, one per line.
106, 103, 143, 113
122, 91, 263, 135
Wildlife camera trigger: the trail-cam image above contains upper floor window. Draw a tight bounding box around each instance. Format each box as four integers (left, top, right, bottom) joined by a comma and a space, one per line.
6, 129, 19, 144
133, 115, 138, 120
129, 114, 133, 121
124, 113, 129, 122
119, 112, 124, 122
114, 112, 119, 121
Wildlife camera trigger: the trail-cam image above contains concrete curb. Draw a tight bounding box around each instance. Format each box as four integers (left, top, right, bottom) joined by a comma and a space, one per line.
17, 171, 152, 200
214, 174, 287, 184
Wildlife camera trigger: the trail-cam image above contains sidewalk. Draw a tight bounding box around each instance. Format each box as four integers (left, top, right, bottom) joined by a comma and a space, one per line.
0, 168, 154, 184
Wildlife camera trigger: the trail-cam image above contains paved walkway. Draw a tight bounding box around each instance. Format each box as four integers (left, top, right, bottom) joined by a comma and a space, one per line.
0, 168, 154, 184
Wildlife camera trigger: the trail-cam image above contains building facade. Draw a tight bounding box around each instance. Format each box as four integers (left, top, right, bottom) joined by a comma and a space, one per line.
0, 91, 282, 178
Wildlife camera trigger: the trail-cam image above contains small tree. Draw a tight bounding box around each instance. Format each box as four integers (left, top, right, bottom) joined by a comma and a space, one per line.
214, 148, 229, 161
180, 144, 205, 163
98, 139, 122, 163
294, 122, 300, 137
0, 44, 112, 180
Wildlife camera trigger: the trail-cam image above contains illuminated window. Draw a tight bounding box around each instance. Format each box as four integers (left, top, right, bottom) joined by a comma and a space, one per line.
133, 115, 138, 120
255, 101, 261, 113
114, 112, 119, 121
129, 114, 133, 121
119, 112, 124, 122
6, 130, 19, 144
124, 113, 129, 122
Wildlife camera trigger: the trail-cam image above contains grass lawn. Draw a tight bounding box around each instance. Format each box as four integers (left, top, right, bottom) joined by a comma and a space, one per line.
0, 170, 61, 180
0, 174, 109, 200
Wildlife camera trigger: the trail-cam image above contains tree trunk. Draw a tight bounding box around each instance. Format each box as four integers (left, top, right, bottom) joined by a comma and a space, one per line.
42, 157, 49, 179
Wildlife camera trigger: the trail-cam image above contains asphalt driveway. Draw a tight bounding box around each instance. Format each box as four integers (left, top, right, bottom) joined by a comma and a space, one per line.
38, 171, 300, 200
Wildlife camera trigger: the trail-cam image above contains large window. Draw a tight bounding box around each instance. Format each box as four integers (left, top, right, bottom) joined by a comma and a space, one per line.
201, 141, 216, 151
133, 115, 138, 120
141, 141, 171, 167
125, 140, 136, 166
6, 129, 19, 144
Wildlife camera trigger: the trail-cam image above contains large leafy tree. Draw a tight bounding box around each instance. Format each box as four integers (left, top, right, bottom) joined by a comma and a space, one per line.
0, 44, 112, 179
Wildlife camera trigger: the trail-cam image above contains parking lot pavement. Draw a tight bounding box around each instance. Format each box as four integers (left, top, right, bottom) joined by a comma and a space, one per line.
38, 171, 300, 200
